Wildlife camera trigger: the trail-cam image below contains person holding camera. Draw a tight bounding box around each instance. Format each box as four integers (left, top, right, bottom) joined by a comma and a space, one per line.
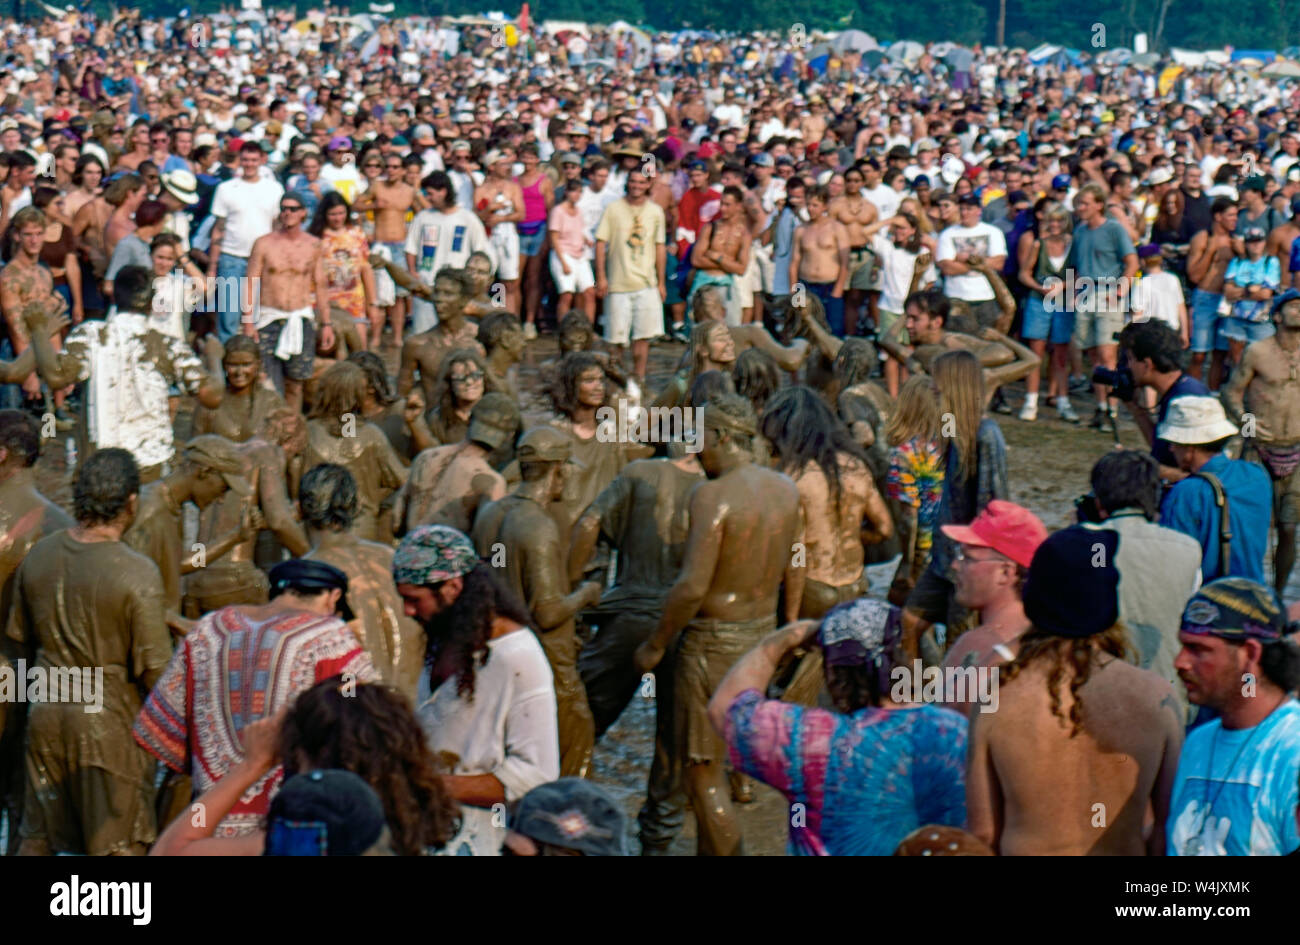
1116, 319, 1211, 484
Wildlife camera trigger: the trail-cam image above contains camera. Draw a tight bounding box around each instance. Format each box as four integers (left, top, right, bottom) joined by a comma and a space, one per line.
1091, 364, 1135, 401
1074, 492, 1104, 524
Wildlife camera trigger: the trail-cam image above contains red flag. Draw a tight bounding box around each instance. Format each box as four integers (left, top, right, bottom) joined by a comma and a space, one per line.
517, 3, 530, 33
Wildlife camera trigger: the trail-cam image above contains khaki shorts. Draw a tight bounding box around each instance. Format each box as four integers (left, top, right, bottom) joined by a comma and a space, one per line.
1074, 306, 1125, 351
848, 246, 879, 291
735, 252, 761, 309
605, 287, 664, 344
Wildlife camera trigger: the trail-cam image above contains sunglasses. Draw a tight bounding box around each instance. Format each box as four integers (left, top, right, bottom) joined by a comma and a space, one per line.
281, 205, 305, 213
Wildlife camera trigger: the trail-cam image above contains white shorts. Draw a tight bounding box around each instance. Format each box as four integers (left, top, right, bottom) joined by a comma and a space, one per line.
753, 241, 774, 294
490, 225, 520, 281
605, 287, 664, 345
736, 252, 761, 309
550, 251, 595, 295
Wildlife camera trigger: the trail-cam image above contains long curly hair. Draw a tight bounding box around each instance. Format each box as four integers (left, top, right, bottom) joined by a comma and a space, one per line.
432, 348, 487, 419
551, 351, 610, 418
279, 678, 462, 855
422, 563, 534, 701
997, 625, 1132, 737
761, 385, 869, 503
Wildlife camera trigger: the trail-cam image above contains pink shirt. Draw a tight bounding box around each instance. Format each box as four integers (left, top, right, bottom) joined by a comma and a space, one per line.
548, 203, 587, 258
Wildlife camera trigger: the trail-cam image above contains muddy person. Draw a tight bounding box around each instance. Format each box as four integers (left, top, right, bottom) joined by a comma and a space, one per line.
568, 448, 706, 853
1223, 289, 1300, 593
471, 427, 604, 778
24, 272, 224, 482
0, 207, 55, 408
0, 409, 72, 854
185, 427, 312, 618
303, 362, 409, 543
300, 463, 425, 701
191, 334, 286, 443
9, 449, 172, 855
133, 558, 377, 838
125, 434, 257, 623
397, 268, 485, 405
394, 392, 514, 536
966, 528, 1184, 855
634, 394, 804, 856
244, 193, 333, 413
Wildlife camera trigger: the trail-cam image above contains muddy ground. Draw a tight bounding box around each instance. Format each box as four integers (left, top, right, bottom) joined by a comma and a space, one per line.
18, 332, 1289, 856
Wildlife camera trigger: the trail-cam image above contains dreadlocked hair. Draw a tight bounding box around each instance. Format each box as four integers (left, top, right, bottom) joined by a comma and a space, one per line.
279, 678, 462, 855
832, 337, 879, 391
761, 385, 868, 504
422, 563, 534, 702
998, 625, 1132, 737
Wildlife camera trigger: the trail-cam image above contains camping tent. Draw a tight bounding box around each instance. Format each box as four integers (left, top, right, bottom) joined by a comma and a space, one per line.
831, 30, 877, 54
887, 40, 924, 65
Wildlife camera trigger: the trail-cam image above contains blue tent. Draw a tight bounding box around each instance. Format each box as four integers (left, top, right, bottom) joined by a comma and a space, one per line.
1231, 49, 1277, 63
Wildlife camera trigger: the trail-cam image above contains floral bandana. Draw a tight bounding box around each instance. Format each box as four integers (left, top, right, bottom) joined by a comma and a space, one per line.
392, 525, 479, 586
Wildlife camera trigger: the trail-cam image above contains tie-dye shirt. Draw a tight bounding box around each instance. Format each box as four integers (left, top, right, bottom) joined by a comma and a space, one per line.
725, 690, 968, 855
886, 437, 946, 554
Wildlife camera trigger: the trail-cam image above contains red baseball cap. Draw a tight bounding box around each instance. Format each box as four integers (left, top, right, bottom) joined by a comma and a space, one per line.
941, 500, 1048, 569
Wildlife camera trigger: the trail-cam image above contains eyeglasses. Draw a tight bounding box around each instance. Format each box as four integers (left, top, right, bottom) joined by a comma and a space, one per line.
954, 546, 1008, 564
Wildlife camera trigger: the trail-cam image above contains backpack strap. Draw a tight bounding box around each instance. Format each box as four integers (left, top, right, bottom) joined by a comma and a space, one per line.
1191, 470, 1232, 579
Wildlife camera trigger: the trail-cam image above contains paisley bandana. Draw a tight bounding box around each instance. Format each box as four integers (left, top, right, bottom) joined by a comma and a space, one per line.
392, 525, 480, 586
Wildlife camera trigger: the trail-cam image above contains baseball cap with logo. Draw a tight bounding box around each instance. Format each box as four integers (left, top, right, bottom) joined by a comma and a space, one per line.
509, 778, 629, 855
940, 499, 1049, 568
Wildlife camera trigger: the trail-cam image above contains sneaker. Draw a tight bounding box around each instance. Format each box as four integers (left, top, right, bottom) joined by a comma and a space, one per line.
1056, 400, 1080, 424
1069, 375, 1091, 394
669, 323, 691, 344
990, 390, 1014, 415
1018, 402, 1038, 422
522, 322, 538, 341
1088, 406, 1108, 429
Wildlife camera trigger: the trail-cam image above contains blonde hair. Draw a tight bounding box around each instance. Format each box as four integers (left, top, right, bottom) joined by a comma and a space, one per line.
900, 197, 932, 235
885, 375, 941, 447
932, 349, 985, 482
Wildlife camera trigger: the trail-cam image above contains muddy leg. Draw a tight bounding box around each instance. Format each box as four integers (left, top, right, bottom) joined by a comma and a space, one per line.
685, 761, 744, 856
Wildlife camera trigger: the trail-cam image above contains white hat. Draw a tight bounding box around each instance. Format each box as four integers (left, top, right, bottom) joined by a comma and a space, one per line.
1157, 396, 1239, 445
160, 169, 199, 206
1148, 166, 1175, 186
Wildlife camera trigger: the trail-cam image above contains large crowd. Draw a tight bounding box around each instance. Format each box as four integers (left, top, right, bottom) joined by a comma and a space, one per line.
0, 5, 1299, 857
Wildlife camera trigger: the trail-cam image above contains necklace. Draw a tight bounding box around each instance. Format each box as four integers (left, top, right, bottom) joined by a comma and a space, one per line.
1183, 705, 1275, 854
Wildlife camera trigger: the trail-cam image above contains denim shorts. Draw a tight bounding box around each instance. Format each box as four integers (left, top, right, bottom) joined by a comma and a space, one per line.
1021, 294, 1075, 344
1189, 288, 1223, 354
518, 222, 547, 257
1217, 317, 1276, 344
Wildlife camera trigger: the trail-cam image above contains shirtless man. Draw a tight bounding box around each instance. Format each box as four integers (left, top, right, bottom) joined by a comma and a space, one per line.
634, 394, 804, 856
966, 528, 1183, 855
104, 173, 146, 260
353, 163, 417, 348
471, 427, 604, 778
1222, 289, 1300, 593
393, 392, 514, 536
878, 287, 1040, 405
693, 286, 811, 373
690, 186, 751, 326
938, 501, 1047, 718
397, 268, 484, 404
1185, 197, 1239, 387
244, 193, 334, 413
474, 150, 525, 318
0, 207, 55, 404
717, 163, 768, 325
71, 180, 113, 317
478, 310, 525, 400
830, 171, 880, 337
790, 185, 850, 336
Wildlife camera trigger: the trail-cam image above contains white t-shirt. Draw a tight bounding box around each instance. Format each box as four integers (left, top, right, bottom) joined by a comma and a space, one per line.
871, 231, 934, 314
862, 183, 900, 221
210, 175, 284, 258
320, 161, 363, 205
936, 222, 1007, 301
578, 185, 619, 260
1131, 270, 1184, 332
415, 629, 559, 853
404, 206, 489, 285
